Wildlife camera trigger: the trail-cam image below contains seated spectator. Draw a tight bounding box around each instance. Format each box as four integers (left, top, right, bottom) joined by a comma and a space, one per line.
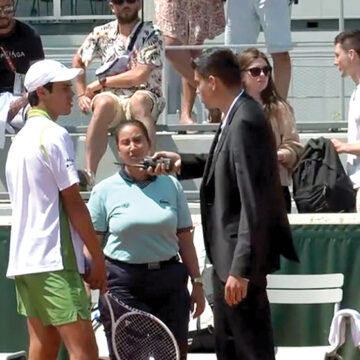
154, 0, 225, 124
238, 48, 302, 212
87, 120, 205, 360
0, 0, 44, 137
72, 0, 164, 187
225, 0, 293, 99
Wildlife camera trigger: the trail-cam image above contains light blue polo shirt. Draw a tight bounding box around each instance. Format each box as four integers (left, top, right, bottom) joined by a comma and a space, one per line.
87, 171, 192, 263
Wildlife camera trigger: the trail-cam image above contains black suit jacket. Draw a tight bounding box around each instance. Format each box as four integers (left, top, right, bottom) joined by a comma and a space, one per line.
180, 92, 298, 284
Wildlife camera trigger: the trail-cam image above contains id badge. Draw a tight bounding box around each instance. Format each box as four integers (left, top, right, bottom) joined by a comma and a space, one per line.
13, 72, 25, 96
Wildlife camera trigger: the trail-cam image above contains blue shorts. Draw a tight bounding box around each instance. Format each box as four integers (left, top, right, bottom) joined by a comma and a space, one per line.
225, 0, 292, 53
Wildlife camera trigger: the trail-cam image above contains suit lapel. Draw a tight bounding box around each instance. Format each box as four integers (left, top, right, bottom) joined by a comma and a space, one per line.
205, 96, 243, 186
202, 124, 222, 182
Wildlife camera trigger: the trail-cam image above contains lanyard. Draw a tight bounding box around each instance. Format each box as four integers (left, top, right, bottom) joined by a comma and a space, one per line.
0, 45, 16, 73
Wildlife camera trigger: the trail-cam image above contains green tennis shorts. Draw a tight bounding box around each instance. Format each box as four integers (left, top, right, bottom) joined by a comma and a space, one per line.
15, 270, 91, 326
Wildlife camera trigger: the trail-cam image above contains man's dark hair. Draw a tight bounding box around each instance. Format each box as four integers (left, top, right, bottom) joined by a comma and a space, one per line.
335, 30, 360, 57
28, 83, 53, 106
192, 48, 242, 88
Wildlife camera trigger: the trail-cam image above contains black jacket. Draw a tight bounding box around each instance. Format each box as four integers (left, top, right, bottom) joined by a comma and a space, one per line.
180, 92, 298, 284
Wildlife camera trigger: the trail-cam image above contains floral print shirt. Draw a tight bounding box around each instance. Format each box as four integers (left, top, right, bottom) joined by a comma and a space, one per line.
78, 20, 165, 113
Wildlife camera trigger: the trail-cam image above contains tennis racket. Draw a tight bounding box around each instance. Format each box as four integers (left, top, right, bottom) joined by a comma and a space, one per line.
103, 291, 180, 360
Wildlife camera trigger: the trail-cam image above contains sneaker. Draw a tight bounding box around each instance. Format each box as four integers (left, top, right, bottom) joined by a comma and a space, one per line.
78, 169, 95, 191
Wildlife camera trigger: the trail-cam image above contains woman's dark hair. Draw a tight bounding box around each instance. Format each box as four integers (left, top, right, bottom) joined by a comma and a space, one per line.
115, 120, 151, 146
27, 82, 53, 106
237, 47, 291, 119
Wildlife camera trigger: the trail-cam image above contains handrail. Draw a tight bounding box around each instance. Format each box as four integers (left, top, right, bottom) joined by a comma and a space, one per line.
164, 42, 339, 50
16, 0, 354, 22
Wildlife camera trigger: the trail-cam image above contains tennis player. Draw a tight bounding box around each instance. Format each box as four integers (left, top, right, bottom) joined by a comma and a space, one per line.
5, 59, 106, 360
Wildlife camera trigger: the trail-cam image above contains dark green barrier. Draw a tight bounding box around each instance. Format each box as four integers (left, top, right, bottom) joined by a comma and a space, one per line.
272, 224, 360, 359
0, 227, 68, 360
1, 224, 360, 359
0, 227, 27, 353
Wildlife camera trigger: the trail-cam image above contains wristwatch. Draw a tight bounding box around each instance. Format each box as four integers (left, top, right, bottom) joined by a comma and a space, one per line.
192, 276, 203, 285
98, 76, 107, 89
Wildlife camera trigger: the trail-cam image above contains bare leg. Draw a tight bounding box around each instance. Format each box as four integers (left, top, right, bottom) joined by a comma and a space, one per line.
57, 318, 99, 360
271, 51, 291, 100
85, 95, 117, 175
165, 38, 201, 124
129, 92, 156, 153
180, 48, 203, 124
180, 78, 197, 124
27, 317, 61, 360
164, 36, 196, 88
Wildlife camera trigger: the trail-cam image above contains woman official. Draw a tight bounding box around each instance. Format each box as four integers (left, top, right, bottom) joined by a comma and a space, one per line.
87, 120, 205, 359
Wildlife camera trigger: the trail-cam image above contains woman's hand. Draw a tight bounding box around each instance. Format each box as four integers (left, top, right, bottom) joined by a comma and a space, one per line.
190, 283, 206, 318
277, 150, 286, 165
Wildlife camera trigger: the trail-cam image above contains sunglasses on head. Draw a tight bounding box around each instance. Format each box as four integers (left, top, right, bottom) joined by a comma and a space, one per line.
111, 0, 137, 5
246, 66, 272, 77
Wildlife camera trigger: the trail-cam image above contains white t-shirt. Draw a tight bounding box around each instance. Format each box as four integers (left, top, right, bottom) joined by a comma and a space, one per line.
346, 84, 360, 189
6, 110, 85, 277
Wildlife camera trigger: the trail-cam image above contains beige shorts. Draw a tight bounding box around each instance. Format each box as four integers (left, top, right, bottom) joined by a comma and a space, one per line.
92, 90, 159, 130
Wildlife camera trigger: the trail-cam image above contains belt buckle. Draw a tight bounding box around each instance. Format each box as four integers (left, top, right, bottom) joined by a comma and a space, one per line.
148, 262, 160, 270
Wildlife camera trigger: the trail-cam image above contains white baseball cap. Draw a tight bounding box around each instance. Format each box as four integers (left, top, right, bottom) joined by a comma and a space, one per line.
24, 59, 84, 92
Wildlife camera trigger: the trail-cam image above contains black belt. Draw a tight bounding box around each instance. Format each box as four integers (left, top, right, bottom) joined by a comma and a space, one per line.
105, 255, 180, 270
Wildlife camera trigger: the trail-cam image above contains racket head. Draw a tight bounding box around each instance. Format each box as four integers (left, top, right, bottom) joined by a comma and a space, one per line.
112, 311, 180, 360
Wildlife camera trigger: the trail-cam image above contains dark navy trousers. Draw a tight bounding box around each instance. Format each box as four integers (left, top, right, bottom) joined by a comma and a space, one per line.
99, 257, 191, 360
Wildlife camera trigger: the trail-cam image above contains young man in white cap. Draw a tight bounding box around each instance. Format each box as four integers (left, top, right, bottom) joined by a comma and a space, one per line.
5, 59, 107, 360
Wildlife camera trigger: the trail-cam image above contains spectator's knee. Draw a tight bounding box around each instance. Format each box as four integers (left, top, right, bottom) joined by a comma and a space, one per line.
129, 93, 153, 119
92, 95, 117, 116
89, 95, 118, 129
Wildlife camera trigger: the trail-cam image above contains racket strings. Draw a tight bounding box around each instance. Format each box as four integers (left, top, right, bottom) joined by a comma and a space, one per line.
114, 313, 178, 360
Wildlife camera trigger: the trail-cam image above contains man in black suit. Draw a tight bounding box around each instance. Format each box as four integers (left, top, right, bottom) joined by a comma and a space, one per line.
155, 48, 298, 359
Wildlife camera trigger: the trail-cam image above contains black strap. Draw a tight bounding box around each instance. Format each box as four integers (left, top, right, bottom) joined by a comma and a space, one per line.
127, 22, 144, 52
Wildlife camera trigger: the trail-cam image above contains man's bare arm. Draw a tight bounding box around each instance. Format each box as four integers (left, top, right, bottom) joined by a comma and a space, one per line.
7, 95, 28, 122
72, 53, 91, 113
85, 64, 154, 98
61, 184, 106, 292
331, 138, 360, 156
72, 53, 87, 94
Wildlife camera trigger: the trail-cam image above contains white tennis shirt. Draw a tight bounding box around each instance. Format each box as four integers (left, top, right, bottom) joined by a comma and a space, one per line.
6, 108, 85, 277
347, 84, 360, 189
